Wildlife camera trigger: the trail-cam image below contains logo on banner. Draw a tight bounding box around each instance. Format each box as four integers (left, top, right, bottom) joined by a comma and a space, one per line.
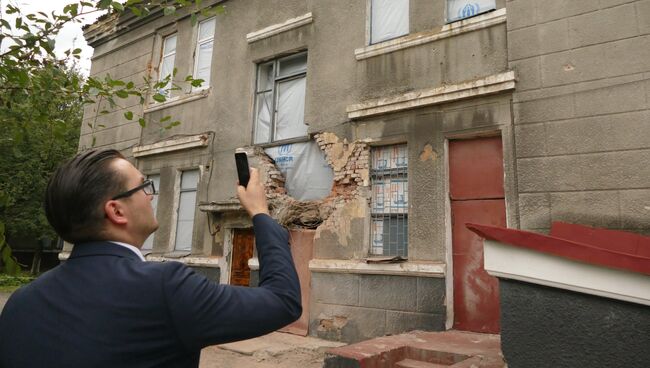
279, 144, 292, 155
460, 3, 479, 18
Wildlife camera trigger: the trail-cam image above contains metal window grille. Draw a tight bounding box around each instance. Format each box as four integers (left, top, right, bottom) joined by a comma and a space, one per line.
174, 170, 199, 251
253, 52, 308, 144
370, 145, 408, 257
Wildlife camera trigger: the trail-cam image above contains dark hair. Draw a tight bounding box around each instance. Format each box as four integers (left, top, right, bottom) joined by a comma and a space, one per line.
45, 149, 127, 243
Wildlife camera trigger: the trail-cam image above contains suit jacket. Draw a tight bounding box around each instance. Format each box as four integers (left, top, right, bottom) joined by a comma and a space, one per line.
0, 214, 301, 368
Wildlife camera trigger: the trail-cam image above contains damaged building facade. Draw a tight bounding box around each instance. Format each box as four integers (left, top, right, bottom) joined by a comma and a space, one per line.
76, 0, 650, 342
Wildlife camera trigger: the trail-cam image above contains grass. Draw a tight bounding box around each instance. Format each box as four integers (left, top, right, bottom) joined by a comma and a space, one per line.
0, 273, 36, 293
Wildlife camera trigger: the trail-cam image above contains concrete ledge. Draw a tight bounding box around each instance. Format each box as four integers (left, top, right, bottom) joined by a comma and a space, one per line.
354, 8, 506, 60
132, 133, 210, 158
309, 259, 445, 278
143, 90, 209, 114
347, 71, 515, 119
146, 254, 221, 267
246, 13, 313, 43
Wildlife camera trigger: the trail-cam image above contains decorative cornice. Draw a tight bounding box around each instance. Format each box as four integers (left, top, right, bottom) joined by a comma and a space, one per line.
143, 90, 210, 114
132, 133, 210, 157
246, 13, 313, 43
308, 259, 445, 277
347, 71, 515, 119
355, 8, 506, 60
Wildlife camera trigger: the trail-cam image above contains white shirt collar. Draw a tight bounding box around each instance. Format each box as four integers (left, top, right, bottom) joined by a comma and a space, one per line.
108, 241, 146, 262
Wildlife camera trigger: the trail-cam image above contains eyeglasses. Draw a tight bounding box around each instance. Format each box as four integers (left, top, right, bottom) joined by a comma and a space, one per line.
111, 179, 156, 200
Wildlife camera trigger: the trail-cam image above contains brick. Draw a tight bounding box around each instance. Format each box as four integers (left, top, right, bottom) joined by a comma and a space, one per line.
309, 303, 386, 343
359, 275, 417, 311
510, 57, 542, 91
545, 111, 650, 155
311, 272, 360, 306
509, 26, 541, 60
506, 0, 538, 30
541, 36, 650, 87
513, 94, 575, 124
639, 0, 650, 35
515, 123, 547, 157
550, 191, 621, 228
416, 277, 445, 314
518, 193, 552, 230
385, 311, 445, 336
518, 150, 650, 192
619, 189, 650, 229
535, 0, 599, 23
574, 77, 647, 117
569, 4, 638, 48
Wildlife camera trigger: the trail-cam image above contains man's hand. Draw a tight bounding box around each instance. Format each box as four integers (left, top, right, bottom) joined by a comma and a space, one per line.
237, 168, 270, 217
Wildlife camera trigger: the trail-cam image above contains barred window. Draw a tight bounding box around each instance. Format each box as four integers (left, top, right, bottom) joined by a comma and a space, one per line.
370, 145, 408, 257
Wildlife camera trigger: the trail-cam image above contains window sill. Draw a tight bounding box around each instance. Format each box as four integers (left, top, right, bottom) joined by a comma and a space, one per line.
355, 8, 506, 60
308, 259, 445, 278
146, 253, 222, 267
132, 133, 210, 158
143, 89, 210, 114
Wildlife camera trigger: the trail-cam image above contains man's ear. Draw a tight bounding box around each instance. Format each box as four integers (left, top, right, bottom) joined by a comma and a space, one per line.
104, 200, 128, 225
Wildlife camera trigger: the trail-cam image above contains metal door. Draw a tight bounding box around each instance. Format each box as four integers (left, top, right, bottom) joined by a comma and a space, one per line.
449, 136, 505, 333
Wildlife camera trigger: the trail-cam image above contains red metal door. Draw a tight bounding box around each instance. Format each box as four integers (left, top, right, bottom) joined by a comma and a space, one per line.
449, 136, 505, 333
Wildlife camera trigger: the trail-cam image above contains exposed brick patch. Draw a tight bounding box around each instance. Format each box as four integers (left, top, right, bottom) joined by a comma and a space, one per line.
240, 133, 371, 230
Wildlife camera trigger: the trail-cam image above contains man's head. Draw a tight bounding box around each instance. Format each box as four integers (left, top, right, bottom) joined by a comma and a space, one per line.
45, 149, 158, 246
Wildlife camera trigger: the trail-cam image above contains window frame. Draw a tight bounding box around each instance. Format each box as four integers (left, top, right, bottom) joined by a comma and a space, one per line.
158, 33, 178, 96
141, 173, 161, 251
192, 17, 216, 91
173, 169, 200, 252
252, 51, 309, 145
369, 144, 409, 258
446, 0, 497, 24
369, 0, 410, 45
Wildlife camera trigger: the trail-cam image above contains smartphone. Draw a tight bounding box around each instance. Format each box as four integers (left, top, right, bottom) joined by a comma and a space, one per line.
235, 152, 250, 188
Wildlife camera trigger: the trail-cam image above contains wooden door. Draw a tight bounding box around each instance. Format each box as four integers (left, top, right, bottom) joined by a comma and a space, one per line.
449, 136, 505, 333
230, 228, 255, 287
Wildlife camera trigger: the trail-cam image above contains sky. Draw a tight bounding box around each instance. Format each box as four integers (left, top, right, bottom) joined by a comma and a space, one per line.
2, 0, 105, 75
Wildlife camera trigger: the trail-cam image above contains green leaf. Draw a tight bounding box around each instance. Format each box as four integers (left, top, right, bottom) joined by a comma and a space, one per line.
163, 6, 176, 16
97, 0, 112, 9
129, 6, 142, 17
115, 90, 129, 98
152, 94, 166, 103
124, 111, 134, 120
160, 115, 171, 123
190, 79, 204, 87
138, 118, 146, 127
112, 2, 124, 12
190, 13, 198, 26
126, 81, 135, 89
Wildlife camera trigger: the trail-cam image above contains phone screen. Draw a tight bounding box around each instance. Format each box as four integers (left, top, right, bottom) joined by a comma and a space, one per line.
235, 152, 250, 187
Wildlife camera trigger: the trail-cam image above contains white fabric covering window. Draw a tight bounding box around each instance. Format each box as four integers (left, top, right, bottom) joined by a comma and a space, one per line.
159, 34, 177, 95
265, 142, 334, 201
194, 18, 215, 89
447, 0, 496, 23
174, 170, 199, 251
371, 0, 409, 44
141, 174, 160, 250
253, 52, 308, 144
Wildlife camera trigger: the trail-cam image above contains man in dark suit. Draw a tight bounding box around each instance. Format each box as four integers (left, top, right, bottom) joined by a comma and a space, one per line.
0, 149, 301, 367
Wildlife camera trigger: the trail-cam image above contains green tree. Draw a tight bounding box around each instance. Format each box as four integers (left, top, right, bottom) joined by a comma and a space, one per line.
0, 1, 223, 273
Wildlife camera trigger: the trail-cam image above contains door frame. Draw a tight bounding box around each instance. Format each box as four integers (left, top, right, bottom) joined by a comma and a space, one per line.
443, 126, 519, 330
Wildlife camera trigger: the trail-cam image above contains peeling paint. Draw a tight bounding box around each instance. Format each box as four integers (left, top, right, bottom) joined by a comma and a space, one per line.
419, 144, 438, 162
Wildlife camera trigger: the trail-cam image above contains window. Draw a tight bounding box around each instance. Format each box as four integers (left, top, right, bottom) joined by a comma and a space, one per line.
159, 34, 177, 95
174, 170, 199, 251
194, 18, 215, 89
370, 0, 409, 44
253, 52, 308, 144
370, 145, 408, 257
142, 174, 160, 251
447, 0, 496, 23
